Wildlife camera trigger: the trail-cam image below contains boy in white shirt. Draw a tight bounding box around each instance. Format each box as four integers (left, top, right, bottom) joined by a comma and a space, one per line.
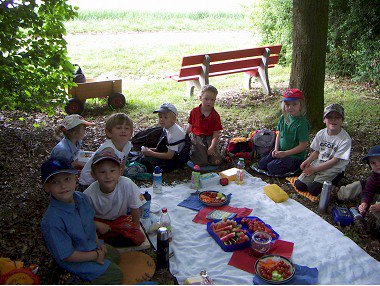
79, 113, 133, 190
140, 103, 189, 173
84, 148, 146, 247
295, 104, 351, 196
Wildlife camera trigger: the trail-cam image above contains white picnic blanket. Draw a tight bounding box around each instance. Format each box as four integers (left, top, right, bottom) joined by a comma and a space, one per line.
141, 172, 380, 285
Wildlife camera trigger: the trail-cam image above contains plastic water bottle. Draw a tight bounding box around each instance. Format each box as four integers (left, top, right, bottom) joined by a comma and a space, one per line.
153, 166, 162, 194
140, 191, 151, 219
159, 208, 172, 242
190, 164, 201, 190
236, 158, 245, 185
318, 181, 331, 213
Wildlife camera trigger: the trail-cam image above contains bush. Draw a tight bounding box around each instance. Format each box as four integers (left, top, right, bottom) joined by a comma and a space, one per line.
0, 0, 78, 113
245, 0, 380, 86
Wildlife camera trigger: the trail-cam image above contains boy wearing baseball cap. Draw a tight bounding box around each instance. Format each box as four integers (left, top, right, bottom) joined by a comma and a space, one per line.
295, 103, 352, 196
40, 157, 123, 284
84, 148, 146, 247
51, 114, 92, 169
139, 102, 189, 173
338, 146, 380, 230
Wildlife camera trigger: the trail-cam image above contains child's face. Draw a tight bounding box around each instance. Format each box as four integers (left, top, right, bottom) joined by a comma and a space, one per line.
106, 123, 133, 147
158, 111, 176, 129
323, 112, 343, 135
200, 90, 217, 111
43, 173, 77, 203
369, 156, 380, 174
284, 100, 302, 117
91, 160, 122, 194
73, 124, 87, 140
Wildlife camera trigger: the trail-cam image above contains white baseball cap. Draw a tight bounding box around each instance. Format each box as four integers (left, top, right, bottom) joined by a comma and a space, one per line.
153, 103, 178, 116
61, 114, 92, 130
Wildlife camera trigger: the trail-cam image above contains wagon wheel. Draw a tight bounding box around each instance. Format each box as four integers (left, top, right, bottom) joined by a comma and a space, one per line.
108, 92, 126, 109
65, 98, 85, 115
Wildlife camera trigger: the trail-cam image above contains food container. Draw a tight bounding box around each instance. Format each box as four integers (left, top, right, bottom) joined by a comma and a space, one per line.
219, 168, 239, 181
250, 231, 272, 257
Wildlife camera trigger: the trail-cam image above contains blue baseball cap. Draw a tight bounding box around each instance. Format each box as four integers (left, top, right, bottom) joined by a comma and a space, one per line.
362, 145, 380, 163
41, 157, 78, 184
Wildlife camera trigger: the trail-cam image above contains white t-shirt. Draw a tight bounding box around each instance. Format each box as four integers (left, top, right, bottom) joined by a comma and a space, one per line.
166, 123, 186, 153
79, 139, 132, 186
83, 176, 146, 220
310, 127, 351, 171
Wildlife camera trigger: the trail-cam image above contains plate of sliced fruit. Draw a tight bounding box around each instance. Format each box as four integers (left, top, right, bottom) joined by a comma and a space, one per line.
198, 190, 228, 207
254, 255, 295, 284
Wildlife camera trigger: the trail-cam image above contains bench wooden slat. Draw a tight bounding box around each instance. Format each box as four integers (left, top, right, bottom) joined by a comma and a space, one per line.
209, 55, 279, 74
181, 44, 282, 66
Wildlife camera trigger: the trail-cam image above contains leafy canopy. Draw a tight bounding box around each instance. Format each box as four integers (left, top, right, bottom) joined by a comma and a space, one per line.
0, 0, 77, 113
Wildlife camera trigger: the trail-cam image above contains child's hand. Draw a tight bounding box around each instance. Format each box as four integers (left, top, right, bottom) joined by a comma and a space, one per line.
207, 146, 215, 156
95, 247, 106, 265
273, 151, 287, 159
358, 202, 368, 214
300, 161, 310, 170
98, 223, 111, 235
141, 148, 153, 156
271, 150, 277, 157
369, 203, 380, 214
302, 166, 315, 176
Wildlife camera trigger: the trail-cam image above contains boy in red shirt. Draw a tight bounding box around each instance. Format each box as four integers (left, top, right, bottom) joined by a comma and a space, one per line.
187, 85, 223, 166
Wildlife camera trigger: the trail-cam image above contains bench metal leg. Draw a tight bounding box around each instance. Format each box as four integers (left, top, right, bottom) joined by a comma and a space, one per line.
258, 48, 271, 95
186, 80, 201, 97
244, 73, 253, 90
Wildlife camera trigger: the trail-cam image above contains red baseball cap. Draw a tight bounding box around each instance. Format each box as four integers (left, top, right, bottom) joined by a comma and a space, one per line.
282, 89, 304, 101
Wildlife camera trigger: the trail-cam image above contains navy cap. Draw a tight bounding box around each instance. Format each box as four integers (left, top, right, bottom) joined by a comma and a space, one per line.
41, 157, 78, 184
362, 145, 380, 163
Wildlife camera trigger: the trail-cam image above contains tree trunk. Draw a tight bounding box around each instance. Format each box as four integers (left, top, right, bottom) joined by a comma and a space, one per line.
290, 0, 329, 130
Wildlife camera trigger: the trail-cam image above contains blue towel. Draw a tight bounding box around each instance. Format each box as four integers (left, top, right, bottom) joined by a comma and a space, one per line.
178, 193, 232, 211
187, 160, 219, 171
253, 264, 318, 285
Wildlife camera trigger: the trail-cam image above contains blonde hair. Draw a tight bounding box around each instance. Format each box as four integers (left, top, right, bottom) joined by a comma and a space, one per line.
281, 99, 307, 124
105, 113, 133, 138
201, 84, 218, 97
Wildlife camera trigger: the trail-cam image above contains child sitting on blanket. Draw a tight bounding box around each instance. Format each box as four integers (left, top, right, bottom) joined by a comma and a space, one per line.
338, 145, 380, 230
78, 113, 133, 190
187, 84, 223, 166
139, 103, 188, 173
84, 148, 146, 247
258, 89, 310, 176
40, 157, 123, 284
51, 114, 92, 169
295, 103, 352, 196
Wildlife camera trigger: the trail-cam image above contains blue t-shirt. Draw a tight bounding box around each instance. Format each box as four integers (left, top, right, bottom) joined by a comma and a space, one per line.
41, 192, 110, 281
51, 137, 81, 162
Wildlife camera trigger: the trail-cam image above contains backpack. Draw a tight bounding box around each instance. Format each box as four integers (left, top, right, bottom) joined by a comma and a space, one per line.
249, 129, 276, 158
131, 126, 163, 151
73, 64, 86, 83
224, 137, 253, 162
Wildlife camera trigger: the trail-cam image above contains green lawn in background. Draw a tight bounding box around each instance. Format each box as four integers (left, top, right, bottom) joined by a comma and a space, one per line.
65, 10, 379, 137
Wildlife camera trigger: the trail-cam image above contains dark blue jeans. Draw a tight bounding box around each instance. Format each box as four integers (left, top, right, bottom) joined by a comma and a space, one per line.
258, 152, 302, 176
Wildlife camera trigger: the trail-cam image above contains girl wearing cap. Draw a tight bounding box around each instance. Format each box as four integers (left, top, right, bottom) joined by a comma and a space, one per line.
51, 114, 92, 169
258, 88, 310, 176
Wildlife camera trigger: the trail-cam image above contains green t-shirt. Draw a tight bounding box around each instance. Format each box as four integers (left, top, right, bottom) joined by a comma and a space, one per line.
277, 114, 310, 160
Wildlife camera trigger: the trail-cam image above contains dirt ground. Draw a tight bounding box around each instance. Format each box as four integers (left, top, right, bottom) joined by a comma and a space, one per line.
0, 88, 379, 284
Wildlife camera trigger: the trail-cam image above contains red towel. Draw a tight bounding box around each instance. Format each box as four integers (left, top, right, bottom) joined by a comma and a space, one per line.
95, 215, 145, 246
228, 239, 294, 274
192, 205, 252, 224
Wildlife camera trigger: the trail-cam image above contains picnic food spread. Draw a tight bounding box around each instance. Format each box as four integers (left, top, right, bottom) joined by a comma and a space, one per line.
254, 255, 295, 283
198, 191, 227, 206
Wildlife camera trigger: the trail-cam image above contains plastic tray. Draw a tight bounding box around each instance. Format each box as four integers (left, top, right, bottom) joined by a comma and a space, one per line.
235, 216, 280, 241
206, 216, 279, 252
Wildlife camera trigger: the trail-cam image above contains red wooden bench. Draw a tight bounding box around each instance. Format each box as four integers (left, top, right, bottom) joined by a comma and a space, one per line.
168, 44, 282, 96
